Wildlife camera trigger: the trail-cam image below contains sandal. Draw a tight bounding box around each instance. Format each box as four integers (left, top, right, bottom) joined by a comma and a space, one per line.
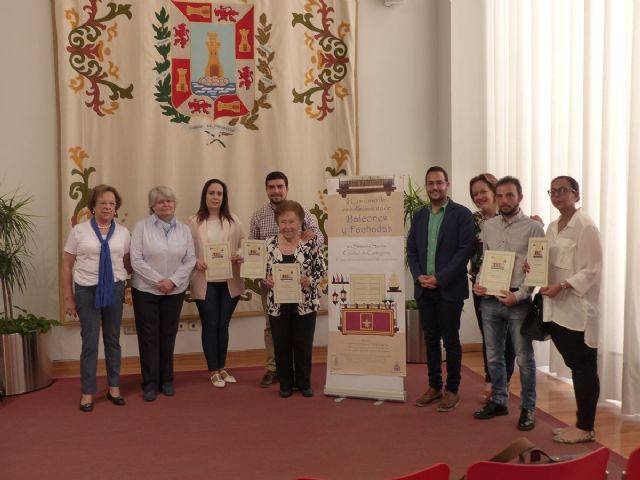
210, 372, 225, 388
220, 369, 237, 383
553, 429, 595, 444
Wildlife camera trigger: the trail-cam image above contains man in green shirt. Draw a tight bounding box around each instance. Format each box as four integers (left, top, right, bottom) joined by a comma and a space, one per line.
407, 166, 475, 412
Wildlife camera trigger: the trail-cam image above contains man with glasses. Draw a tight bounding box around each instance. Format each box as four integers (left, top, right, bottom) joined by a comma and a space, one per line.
472, 176, 544, 431
407, 166, 474, 412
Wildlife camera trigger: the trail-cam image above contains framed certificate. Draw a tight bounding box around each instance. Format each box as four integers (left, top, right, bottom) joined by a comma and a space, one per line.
205, 242, 232, 281
524, 237, 548, 286
349, 273, 385, 304
273, 263, 302, 304
240, 239, 267, 279
478, 250, 516, 296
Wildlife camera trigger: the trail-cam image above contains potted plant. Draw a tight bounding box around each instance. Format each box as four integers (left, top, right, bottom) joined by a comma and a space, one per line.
404, 177, 429, 228
0, 190, 59, 396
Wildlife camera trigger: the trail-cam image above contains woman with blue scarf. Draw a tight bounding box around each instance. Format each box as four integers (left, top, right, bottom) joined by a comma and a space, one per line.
63, 184, 131, 412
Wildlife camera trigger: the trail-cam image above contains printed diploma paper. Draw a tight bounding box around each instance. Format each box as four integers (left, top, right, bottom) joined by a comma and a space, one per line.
273, 263, 302, 304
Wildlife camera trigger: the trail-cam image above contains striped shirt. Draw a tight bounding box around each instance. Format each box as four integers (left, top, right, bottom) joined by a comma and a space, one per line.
248, 202, 324, 246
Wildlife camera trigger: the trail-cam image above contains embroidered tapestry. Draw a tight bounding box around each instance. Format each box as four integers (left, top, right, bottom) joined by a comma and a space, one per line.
54, 0, 357, 321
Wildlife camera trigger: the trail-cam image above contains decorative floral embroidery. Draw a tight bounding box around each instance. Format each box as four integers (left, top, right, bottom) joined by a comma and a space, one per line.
65, 0, 134, 116
292, 0, 350, 121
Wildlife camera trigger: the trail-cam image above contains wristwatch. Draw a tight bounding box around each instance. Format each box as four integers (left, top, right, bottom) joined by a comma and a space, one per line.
560, 281, 568, 290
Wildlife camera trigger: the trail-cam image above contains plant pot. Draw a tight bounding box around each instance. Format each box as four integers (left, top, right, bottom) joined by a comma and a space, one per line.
406, 309, 427, 363
0, 331, 53, 395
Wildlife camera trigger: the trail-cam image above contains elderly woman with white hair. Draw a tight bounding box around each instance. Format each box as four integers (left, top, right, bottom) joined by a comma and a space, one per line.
130, 186, 196, 402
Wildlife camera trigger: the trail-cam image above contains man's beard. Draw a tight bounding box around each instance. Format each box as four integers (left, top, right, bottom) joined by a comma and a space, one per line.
499, 205, 518, 217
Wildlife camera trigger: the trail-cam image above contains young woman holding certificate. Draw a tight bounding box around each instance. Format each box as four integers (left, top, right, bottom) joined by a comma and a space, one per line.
189, 179, 244, 388
530, 176, 603, 444
62, 184, 131, 412
264, 200, 326, 398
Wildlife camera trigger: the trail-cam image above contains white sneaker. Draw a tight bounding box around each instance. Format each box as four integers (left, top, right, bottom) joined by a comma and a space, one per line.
220, 369, 237, 383
210, 373, 225, 388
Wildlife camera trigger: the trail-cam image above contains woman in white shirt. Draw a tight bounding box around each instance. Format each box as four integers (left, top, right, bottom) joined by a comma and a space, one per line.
130, 186, 196, 401
540, 176, 602, 444
62, 184, 131, 412
189, 179, 244, 388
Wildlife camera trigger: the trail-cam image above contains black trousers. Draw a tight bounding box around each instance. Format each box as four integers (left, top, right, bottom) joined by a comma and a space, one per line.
417, 289, 463, 394
472, 292, 516, 383
269, 311, 316, 392
547, 321, 600, 431
132, 289, 184, 392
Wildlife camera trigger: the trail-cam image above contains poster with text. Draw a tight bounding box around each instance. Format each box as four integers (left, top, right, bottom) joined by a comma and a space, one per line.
324, 175, 406, 401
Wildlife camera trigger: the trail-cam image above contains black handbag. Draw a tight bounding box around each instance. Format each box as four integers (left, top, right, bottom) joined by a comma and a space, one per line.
521, 293, 549, 341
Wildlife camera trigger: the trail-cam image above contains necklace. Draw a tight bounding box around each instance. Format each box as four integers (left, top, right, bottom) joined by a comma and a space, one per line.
97, 222, 111, 229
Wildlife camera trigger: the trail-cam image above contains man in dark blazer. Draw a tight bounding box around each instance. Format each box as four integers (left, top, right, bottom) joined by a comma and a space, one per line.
407, 166, 474, 412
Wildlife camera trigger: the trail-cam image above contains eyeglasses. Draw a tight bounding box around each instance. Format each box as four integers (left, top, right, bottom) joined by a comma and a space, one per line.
426, 181, 447, 187
97, 201, 117, 207
547, 187, 576, 196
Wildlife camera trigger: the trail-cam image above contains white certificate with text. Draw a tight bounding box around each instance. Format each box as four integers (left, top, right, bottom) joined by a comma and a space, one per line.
524, 237, 548, 286
205, 242, 232, 281
273, 263, 302, 304
240, 239, 267, 279
478, 250, 515, 296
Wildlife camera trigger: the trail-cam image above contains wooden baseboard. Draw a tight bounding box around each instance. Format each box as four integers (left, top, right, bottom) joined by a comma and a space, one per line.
53, 343, 482, 378
53, 347, 328, 378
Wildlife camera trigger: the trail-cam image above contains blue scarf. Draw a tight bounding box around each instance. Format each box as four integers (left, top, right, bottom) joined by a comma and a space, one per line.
90, 217, 116, 308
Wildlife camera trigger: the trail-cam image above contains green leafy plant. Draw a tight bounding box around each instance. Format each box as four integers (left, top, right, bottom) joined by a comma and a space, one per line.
405, 299, 418, 310
404, 177, 429, 227
0, 190, 59, 334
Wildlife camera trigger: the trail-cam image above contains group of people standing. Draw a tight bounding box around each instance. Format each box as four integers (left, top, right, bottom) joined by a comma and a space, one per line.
62, 171, 325, 411
407, 166, 602, 445
61, 166, 601, 446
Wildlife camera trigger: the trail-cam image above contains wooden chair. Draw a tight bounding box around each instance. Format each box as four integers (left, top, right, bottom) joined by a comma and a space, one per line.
465, 446, 609, 480
296, 463, 449, 480
623, 447, 640, 480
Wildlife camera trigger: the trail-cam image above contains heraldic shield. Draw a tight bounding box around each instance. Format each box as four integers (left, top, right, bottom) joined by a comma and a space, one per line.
170, 1, 255, 119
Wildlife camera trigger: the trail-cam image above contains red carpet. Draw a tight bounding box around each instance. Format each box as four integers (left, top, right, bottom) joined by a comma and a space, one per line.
1, 364, 626, 479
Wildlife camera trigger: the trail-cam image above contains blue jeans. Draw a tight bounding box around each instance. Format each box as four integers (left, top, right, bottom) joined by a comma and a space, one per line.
195, 282, 239, 372
75, 281, 125, 394
481, 297, 536, 409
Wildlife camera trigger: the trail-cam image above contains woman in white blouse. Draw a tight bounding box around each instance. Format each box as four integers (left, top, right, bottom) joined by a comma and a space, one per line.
62, 184, 131, 412
130, 186, 196, 401
190, 179, 244, 388
540, 176, 602, 444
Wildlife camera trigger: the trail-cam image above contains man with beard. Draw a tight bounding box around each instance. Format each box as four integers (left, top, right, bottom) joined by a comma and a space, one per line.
407, 166, 474, 412
472, 176, 544, 431
249, 171, 323, 387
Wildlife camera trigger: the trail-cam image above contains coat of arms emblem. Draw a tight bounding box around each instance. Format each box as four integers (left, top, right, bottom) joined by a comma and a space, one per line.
169, 1, 255, 120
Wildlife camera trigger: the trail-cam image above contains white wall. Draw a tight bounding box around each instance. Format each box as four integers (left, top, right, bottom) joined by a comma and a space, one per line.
1, 0, 487, 361
451, 0, 487, 343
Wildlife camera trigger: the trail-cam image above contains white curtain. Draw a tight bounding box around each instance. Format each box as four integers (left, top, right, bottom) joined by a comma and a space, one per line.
486, 0, 640, 415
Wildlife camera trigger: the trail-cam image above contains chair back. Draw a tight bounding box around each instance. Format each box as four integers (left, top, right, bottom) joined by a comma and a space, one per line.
391, 463, 449, 480
623, 447, 640, 480
296, 463, 450, 480
465, 447, 609, 480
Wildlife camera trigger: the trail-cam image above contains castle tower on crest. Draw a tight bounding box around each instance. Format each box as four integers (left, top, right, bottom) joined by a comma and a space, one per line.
204, 32, 224, 77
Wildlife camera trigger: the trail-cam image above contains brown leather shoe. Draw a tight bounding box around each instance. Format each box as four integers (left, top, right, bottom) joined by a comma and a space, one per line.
437, 391, 460, 412
259, 370, 277, 388
415, 387, 443, 407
